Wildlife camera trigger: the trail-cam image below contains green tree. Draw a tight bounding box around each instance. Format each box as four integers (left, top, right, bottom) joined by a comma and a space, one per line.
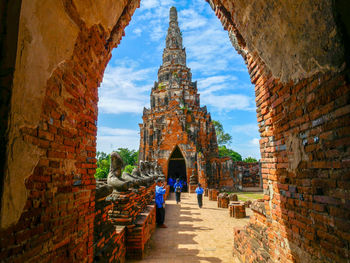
94, 148, 139, 179
95, 153, 110, 179
96, 151, 108, 160
218, 145, 242, 162
116, 148, 139, 166
122, 164, 136, 174
243, 156, 258, 163
212, 120, 232, 146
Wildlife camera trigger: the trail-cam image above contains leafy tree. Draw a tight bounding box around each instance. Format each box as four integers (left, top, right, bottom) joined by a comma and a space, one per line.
218, 145, 242, 162
94, 148, 139, 179
212, 120, 232, 146
122, 164, 136, 174
116, 148, 139, 167
243, 156, 258, 163
95, 153, 110, 179
96, 151, 108, 161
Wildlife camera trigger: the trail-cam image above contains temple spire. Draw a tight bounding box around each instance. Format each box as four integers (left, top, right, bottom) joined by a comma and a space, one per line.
165, 7, 183, 49
169, 6, 178, 23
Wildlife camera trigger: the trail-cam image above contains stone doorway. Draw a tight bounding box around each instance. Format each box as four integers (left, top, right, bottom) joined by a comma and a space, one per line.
167, 146, 187, 192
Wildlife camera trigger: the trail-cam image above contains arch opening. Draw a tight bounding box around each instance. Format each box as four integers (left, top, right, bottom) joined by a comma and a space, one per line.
167, 146, 187, 192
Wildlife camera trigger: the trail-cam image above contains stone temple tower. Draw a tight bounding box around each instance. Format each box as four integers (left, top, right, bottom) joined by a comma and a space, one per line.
138, 7, 220, 189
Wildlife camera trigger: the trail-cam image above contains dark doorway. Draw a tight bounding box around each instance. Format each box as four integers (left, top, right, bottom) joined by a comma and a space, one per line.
167, 146, 187, 192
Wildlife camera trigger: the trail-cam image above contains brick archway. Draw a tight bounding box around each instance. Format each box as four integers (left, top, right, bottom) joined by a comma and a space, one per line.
166, 145, 187, 181
0, 1, 349, 262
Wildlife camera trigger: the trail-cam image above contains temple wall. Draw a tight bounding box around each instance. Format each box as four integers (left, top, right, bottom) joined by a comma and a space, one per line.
0, 0, 140, 262
208, 158, 261, 190
210, 0, 350, 262
139, 106, 217, 187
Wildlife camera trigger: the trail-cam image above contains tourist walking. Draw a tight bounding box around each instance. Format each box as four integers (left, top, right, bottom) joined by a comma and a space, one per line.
155, 179, 167, 228
173, 178, 182, 204
195, 183, 204, 208
168, 177, 175, 192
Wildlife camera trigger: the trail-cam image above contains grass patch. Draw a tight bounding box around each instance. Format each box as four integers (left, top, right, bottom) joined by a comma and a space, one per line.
226, 192, 264, 202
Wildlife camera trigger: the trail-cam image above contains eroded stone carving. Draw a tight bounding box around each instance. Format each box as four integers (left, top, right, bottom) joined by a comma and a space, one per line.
155, 164, 166, 181
107, 152, 132, 191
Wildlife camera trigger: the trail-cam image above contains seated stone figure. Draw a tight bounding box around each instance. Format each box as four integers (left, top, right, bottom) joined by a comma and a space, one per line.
121, 170, 142, 187
131, 167, 151, 185
144, 161, 157, 179
95, 180, 113, 199
107, 152, 134, 191
155, 164, 166, 181
139, 161, 153, 185
139, 161, 151, 178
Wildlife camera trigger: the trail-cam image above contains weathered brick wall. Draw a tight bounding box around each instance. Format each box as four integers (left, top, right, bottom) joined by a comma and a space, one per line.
0, 1, 140, 262
233, 162, 261, 189
94, 188, 126, 262
209, 158, 261, 190
94, 180, 158, 262
242, 59, 349, 263
233, 200, 270, 262
209, 0, 350, 262
126, 204, 156, 259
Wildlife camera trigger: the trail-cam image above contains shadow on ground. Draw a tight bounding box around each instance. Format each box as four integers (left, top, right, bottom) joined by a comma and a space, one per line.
127, 193, 223, 263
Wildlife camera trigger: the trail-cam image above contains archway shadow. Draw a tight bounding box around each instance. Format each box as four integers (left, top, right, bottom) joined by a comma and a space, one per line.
127, 193, 222, 262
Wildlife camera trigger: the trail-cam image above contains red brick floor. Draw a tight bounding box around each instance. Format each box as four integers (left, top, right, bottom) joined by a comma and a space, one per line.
128, 192, 252, 263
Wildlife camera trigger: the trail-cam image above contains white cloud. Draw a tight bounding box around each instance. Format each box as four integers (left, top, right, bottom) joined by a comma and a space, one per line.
250, 138, 260, 146
179, 9, 207, 30
234, 144, 261, 160
231, 124, 259, 135
97, 127, 140, 153
98, 63, 153, 114
198, 75, 236, 89
98, 127, 139, 136
201, 94, 255, 112
141, 0, 159, 9
197, 75, 239, 95
133, 28, 142, 37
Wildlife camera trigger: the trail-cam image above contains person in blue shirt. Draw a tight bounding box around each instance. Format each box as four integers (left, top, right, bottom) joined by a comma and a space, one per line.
173, 178, 182, 204
195, 183, 204, 208
155, 179, 167, 228
168, 177, 175, 192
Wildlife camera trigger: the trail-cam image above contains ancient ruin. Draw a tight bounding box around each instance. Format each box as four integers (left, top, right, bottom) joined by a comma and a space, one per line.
0, 0, 349, 262
138, 6, 219, 190
138, 7, 259, 192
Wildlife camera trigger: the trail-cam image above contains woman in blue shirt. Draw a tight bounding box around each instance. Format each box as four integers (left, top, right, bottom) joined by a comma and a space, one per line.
195, 183, 204, 208
155, 179, 167, 228
173, 178, 182, 204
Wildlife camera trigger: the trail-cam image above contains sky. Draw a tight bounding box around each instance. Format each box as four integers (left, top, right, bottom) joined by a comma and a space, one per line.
97, 0, 261, 160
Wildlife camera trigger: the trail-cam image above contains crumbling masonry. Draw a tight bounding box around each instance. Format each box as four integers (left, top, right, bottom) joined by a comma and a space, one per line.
0, 0, 349, 262
138, 7, 222, 190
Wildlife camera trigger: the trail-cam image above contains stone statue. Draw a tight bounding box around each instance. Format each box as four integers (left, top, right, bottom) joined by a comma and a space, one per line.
121, 171, 141, 187
139, 161, 149, 177
131, 167, 149, 186
131, 167, 140, 177
155, 164, 166, 181
107, 152, 132, 191
95, 180, 113, 199
139, 161, 154, 180
148, 161, 158, 179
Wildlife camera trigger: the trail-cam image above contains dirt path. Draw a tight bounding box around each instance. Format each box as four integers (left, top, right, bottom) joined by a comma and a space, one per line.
128, 192, 251, 263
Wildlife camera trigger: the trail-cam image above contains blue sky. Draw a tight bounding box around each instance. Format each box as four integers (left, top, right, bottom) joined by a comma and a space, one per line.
97, 0, 260, 160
